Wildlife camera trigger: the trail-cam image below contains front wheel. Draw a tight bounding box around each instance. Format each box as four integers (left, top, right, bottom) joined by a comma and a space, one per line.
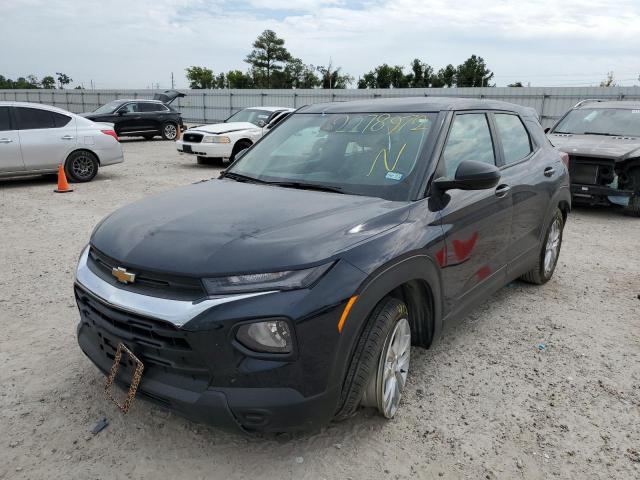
520, 208, 564, 284
335, 298, 411, 420
161, 122, 178, 140
623, 194, 640, 217
65, 151, 99, 182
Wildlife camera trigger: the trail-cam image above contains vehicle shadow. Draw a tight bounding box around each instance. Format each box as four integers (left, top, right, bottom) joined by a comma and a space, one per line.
0, 170, 123, 190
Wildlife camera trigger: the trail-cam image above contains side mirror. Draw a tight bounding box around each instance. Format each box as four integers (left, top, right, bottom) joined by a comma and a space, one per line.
544, 127, 551, 134
234, 148, 249, 161
433, 160, 501, 192
257, 120, 266, 128
117, 110, 127, 116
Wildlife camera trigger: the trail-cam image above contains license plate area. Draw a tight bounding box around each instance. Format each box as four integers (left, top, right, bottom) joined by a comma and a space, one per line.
104, 342, 144, 414
182, 144, 193, 153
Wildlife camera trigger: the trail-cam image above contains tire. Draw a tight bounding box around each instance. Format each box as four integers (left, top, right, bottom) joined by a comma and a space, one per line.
623, 194, 640, 217
143, 134, 155, 141
230, 140, 252, 162
65, 151, 99, 183
335, 297, 411, 420
161, 122, 178, 140
520, 208, 564, 285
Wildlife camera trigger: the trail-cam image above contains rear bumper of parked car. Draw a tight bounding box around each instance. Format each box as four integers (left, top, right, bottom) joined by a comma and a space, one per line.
176, 139, 233, 159
571, 183, 633, 206
96, 144, 124, 166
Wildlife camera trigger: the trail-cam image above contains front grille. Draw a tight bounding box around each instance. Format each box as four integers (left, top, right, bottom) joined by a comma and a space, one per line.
88, 246, 206, 301
183, 132, 203, 143
75, 285, 210, 384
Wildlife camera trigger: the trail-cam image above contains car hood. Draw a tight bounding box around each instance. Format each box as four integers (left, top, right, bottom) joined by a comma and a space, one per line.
548, 133, 640, 161
90, 180, 410, 277
188, 122, 260, 135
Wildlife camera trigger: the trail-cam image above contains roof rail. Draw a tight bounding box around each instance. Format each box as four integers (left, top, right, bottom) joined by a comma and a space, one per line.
573, 99, 606, 109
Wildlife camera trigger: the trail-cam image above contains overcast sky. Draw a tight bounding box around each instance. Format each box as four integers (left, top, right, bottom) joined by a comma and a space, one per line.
2, 0, 639, 89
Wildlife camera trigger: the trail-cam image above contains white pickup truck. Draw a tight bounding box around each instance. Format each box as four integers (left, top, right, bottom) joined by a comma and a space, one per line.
176, 106, 294, 164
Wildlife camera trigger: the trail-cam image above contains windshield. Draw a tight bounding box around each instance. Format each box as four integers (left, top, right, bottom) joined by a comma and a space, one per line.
226, 109, 274, 125
93, 101, 124, 115
554, 108, 640, 136
228, 112, 436, 201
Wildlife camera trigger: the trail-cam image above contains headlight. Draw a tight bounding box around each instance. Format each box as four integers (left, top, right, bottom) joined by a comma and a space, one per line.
236, 319, 292, 354
203, 263, 332, 295
201, 135, 231, 143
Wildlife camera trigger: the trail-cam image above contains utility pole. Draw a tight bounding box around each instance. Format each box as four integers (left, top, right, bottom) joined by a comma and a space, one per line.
171, 72, 175, 89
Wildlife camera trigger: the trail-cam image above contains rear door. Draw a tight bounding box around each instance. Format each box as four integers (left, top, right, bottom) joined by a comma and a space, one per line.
15, 106, 77, 171
138, 101, 169, 132
490, 113, 550, 269
0, 106, 24, 173
436, 112, 513, 316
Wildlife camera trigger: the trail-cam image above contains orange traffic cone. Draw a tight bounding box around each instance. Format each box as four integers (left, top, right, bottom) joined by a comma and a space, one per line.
54, 164, 73, 193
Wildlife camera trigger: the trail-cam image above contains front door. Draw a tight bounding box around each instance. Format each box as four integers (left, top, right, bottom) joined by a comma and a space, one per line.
436, 112, 513, 317
0, 106, 24, 173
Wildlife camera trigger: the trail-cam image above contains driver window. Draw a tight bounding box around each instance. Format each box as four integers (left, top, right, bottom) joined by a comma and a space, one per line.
442, 113, 495, 178
118, 103, 138, 113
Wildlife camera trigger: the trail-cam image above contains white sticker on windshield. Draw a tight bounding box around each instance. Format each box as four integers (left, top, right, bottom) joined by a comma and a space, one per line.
386, 171, 403, 181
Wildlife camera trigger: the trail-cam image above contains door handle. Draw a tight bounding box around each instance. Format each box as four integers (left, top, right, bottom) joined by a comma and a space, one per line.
0, 138, 12, 143
495, 184, 511, 197
544, 167, 555, 177
61, 135, 75, 140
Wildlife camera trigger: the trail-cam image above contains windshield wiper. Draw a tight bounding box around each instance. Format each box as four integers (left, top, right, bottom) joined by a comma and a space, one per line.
583, 131, 614, 136
220, 171, 265, 183
266, 181, 346, 194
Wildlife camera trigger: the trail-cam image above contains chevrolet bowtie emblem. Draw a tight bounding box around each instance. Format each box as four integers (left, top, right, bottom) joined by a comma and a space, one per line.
112, 267, 136, 284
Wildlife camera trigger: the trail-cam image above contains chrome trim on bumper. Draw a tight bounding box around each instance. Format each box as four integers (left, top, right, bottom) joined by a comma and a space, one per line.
74, 246, 275, 327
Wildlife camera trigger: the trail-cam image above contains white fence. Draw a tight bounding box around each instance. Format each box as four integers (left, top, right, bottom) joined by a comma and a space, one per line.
2, 87, 639, 128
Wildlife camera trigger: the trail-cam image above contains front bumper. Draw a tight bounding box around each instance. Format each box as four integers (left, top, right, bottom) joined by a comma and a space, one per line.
176, 139, 232, 159
74, 247, 367, 432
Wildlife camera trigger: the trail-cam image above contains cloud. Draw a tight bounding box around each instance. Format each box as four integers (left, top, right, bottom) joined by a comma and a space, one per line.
1, 0, 638, 88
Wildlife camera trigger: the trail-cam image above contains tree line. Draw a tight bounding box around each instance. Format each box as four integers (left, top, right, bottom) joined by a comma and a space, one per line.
0, 73, 73, 89
187, 30, 497, 90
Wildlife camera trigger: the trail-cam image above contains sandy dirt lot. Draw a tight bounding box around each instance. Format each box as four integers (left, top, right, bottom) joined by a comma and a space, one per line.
1, 139, 639, 480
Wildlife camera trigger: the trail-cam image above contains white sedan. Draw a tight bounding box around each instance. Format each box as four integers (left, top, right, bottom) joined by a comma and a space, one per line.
0, 101, 123, 182
176, 107, 293, 164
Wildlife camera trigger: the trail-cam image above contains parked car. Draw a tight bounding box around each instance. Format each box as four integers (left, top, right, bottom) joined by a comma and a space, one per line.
82, 90, 185, 140
176, 107, 294, 164
75, 98, 570, 432
547, 100, 640, 215
0, 101, 123, 182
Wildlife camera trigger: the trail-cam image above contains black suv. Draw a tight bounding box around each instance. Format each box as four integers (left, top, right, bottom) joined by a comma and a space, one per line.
82, 90, 185, 140
75, 98, 570, 432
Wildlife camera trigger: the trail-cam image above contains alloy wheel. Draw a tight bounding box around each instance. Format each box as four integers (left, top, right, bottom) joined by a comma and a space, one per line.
164, 124, 177, 140
544, 216, 562, 276
362, 317, 411, 418
72, 155, 96, 180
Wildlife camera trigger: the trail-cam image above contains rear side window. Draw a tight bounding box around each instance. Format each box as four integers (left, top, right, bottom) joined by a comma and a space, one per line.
15, 107, 55, 129
442, 113, 495, 177
138, 102, 167, 112
52, 112, 72, 127
0, 107, 11, 131
494, 114, 532, 164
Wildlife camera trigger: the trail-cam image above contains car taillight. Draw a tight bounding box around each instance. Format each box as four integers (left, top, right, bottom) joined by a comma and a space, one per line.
560, 152, 569, 168
101, 129, 119, 141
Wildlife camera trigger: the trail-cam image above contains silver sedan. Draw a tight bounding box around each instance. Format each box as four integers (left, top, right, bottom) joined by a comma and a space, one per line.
0, 101, 124, 182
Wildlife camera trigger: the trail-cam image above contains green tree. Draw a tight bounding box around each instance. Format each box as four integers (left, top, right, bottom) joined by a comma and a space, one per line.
185, 66, 215, 89
455, 55, 494, 87
283, 58, 321, 88
226, 70, 253, 89
56, 72, 72, 89
317, 62, 352, 89
508, 81, 524, 87
216, 72, 227, 89
41, 75, 56, 89
357, 64, 406, 88
407, 59, 434, 88
432, 64, 456, 87
245, 30, 291, 88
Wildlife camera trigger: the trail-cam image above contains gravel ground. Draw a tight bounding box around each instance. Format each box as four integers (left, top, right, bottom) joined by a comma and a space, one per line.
1, 139, 639, 480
